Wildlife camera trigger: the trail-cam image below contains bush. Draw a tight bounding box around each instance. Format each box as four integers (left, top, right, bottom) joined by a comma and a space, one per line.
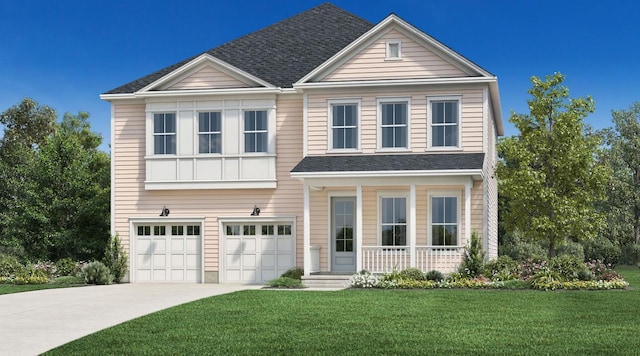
623, 243, 640, 265
459, 231, 485, 277
349, 270, 379, 288
499, 231, 547, 261
576, 266, 594, 281
0, 253, 24, 280
56, 258, 79, 277
583, 238, 622, 265
519, 259, 548, 280
266, 277, 303, 288
556, 241, 585, 262
398, 268, 425, 281
103, 234, 128, 283
50, 276, 86, 285
484, 255, 519, 281
425, 270, 444, 282
280, 267, 304, 280
82, 261, 113, 285
14, 265, 49, 284
548, 255, 583, 281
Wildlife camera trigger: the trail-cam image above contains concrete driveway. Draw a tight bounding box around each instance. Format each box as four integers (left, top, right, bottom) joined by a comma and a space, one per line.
0, 283, 260, 356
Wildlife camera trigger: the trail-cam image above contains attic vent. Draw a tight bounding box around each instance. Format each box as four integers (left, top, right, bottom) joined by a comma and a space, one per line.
386, 40, 402, 60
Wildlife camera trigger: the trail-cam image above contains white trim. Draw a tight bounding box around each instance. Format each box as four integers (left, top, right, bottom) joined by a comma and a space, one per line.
291, 169, 483, 180
426, 95, 463, 151
465, 180, 472, 244
482, 87, 489, 154
295, 77, 497, 90
427, 190, 463, 246
356, 185, 363, 272
327, 98, 362, 152
303, 184, 311, 277
101, 87, 282, 101
377, 96, 411, 151
295, 175, 478, 189
110, 103, 115, 236
376, 191, 410, 246
144, 180, 277, 190
327, 190, 358, 272
385, 39, 402, 60
409, 184, 416, 267
489, 82, 504, 136
303, 93, 308, 157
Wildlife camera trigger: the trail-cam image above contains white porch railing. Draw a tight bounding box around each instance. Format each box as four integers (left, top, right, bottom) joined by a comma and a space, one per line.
361, 246, 463, 274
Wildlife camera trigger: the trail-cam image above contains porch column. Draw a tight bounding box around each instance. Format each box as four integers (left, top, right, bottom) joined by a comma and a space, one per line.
409, 184, 416, 268
303, 183, 311, 277
356, 184, 363, 272
465, 180, 472, 245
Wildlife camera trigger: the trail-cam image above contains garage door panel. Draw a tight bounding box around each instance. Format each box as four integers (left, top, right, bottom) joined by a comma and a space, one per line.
242, 254, 256, 268
242, 270, 256, 282
171, 254, 184, 267
154, 240, 166, 251
137, 270, 151, 281
185, 254, 198, 268
186, 270, 198, 281
137, 254, 151, 268
277, 238, 293, 252
261, 270, 276, 281
226, 239, 242, 252
171, 270, 184, 281
153, 269, 166, 281
278, 254, 293, 267
261, 238, 276, 251
261, 254, 275, 267
244, 239, 257, 251
226, 254, 241, 267
185, 238, 199, 252
226, 269, 240, 281
137, 239, 152, 252
171, 239, 184, 252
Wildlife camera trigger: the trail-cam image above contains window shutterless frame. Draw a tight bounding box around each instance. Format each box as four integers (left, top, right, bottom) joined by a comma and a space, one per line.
377, 97, 411, 151
153, 113, 177, 154
377, 192, 409, 247
385, 40, 402, 60
427, 96, 462, 150
428, 190, 462, 246
198, 111, 222, 154
327, 98, 361, 152
243, 110, 268, 153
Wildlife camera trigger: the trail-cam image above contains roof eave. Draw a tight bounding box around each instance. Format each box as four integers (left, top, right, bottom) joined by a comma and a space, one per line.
291, 169, 484, 180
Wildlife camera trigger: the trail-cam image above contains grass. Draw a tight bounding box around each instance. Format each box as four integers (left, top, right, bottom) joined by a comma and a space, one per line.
0, 276, 87, 295
46, 267, 640, 355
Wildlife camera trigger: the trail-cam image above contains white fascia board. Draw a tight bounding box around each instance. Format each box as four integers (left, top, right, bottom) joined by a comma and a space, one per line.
136, 87, 282, 98
290, 169, 484, 180
129, 216, 206, 223
489, 81, 504, 136
217, 216, 297, 223
295, 77, 496, 90
145, 180, 277, 190
100, 93, 136, 100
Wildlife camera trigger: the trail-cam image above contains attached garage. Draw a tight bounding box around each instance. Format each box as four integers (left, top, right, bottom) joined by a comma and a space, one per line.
132, 221, 203, 283
221, 219, 296, 283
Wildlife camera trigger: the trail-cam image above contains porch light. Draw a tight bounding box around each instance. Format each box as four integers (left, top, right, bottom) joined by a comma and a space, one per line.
159, 206, 170, 217
251, 205, 261, 216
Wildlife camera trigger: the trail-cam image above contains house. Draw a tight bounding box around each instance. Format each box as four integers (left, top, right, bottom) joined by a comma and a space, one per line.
100, 3, 503, 284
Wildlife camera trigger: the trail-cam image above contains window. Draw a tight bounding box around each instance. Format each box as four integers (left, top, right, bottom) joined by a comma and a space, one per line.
381, 197, 407, 246
198, 112, 221, 154
226, 225, 241, 236
137, 226, 151, 236
171, 225, 184, 236
386, 40, 401, 60
429, 97, 460, 148
330, 102, 358, 150
278, 224, 292, 235
262, 225, 275, 235
380, 101, 408, 149
186, 225, 200, 236
153, 226, 166, 236
244, 110, 268, 153
153, 113, 176, 154
431, 196, 458, 246
243, 225, 256, 235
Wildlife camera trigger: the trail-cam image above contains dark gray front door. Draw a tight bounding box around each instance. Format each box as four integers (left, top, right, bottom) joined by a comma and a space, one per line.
331, 197, 356, 272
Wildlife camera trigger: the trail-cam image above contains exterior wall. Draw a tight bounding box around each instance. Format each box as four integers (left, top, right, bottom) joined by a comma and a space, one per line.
322, 28, 467, 82
167, 65, 249, 90
111, 96, 303, 280
306, 86, 484, 155
485, 103, 499, 259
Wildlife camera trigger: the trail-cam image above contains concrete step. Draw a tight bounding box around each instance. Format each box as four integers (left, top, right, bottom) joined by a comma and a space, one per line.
302, 275, 352, 289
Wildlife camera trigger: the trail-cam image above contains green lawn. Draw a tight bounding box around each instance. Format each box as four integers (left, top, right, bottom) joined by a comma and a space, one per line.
46, 267, 640, 355
0, 283, 84, 295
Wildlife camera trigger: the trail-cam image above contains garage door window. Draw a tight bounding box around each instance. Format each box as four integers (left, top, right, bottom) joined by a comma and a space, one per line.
154, 226, 166, 235
243, 225, 256, 235
278, 224, 292, 235
262, 225, 275, 235
187, 225, 200, 235
138, 226, 151, 236
172, 225, 184, 235
226, 225, 240, 235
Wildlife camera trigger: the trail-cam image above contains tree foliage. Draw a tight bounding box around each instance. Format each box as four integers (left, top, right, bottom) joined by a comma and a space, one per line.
0, 98, 110, 261
496, 73, 609, 257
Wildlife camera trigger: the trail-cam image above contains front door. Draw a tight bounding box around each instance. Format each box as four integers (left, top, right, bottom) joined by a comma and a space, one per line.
331, 197, 356, 272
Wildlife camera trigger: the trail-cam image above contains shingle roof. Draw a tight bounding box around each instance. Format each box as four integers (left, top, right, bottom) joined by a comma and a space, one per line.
291, 153, 485, 173
104, 3, 374, 94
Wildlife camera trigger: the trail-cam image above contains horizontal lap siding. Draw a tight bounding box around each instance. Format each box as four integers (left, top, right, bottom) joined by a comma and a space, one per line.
306, 87, 484, 155
112, 97, 303, 275
323, 29, 467, 82
168, 66, 249, 90
485, 107, 499, 259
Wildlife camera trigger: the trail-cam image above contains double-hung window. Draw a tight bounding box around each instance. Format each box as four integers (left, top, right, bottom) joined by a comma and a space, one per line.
330, 102, 358, 150
429, 97, 460, 149
380, 196, 407, 246
380, 100, 409, 149
244, 110, 268, 153
431, 195, 459, 246
198, 112, 221, 154
153, 113, 176, 154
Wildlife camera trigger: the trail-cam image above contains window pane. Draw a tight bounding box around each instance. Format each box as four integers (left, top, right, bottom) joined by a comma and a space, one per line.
211, 134, 221, 153
382, 103, 394, 125
166, 135, 176, 154
245, 133, 255, 152
345, 239, 353, 252
432, 225, 444, 245
345, 128, 357, 148
382, 127, 393, 148
198, 134, 208, 154
445, 225, 458, 245
433, 126, 444, 147
433, 102, 444, 124
256, 111, 267, 130
445, 102, 457, 123
388, 43, 399, 58
395, 198, 406, 223
256, 132, 267, 152
445, 125, 458, 147
395, 103, 407, 125
199, 113, 209, 132
382, 198, 394, 224
336, 240, 345, 252
345, 105, 357, 126
395, 225, 406, 245
333, 105, 343, 126
244, 112, 255, 131
432, 197, 444, 223
154, 114, 164, 133
333, 128, 345, 149
154, 135, 165, 154
382, 226, 394, 245
165, 114, 175, 133
395, 126, 407, 148
445, 197, 457, 223
211, 113, 221, 131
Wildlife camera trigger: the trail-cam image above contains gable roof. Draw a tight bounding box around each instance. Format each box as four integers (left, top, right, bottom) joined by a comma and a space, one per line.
104, 3, 374, 94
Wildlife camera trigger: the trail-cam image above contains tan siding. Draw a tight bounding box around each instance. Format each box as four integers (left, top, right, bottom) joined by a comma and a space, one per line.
323, 29, 467, 82
112, 97, 303, 276
306, 86, 484, 155
471, 180, 484, 244
167, 66, 250, 90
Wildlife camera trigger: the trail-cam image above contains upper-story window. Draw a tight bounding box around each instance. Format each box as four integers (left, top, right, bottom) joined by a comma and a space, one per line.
428, 96, 461, 149
331, 103, 358, 150
244, 110, 268, 153
153, 113, 176, 154
386, 40, 402, 60
198, 112, 222, 154
379, 99, 409, 149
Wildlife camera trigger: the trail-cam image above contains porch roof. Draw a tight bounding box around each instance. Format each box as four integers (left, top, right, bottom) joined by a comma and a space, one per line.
291, 153, 485, 176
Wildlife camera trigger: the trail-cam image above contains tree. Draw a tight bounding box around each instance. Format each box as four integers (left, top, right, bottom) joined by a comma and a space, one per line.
496, 73, 609, 257
600, 102, 640, 245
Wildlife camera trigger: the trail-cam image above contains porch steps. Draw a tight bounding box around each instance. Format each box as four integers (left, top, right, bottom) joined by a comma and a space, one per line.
302, 274, 351, 289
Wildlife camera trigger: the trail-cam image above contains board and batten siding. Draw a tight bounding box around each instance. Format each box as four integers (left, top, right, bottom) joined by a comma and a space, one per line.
111, 97, 304, 278
306, 86, 484, 155
322, 28, 467, 82
166, 65, 250, 90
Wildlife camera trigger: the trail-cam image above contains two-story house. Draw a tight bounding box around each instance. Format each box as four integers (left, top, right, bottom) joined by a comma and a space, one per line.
101, 3, 503, 284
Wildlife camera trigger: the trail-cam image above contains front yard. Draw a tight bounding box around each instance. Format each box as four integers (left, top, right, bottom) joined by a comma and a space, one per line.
45, 267, 640, 355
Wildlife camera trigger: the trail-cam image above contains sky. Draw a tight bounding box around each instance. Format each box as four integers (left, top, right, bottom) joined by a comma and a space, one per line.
1, 0, 639, 152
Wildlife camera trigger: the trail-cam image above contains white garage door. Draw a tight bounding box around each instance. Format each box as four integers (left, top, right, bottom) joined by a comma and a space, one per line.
224, 222, 295, 283
135, 224, 202, 283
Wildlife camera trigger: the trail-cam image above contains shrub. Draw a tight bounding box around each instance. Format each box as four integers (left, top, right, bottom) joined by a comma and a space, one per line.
396, 279, 437, 289
583, 238, 622, 265
103, 234, 128, 283
266, 277, 303, 288
380, 269, 402, 282
14, 265, 49, 285
33, 260, 56, 278
622, 243, 640, 265
349, 270, 379, 288
0, 253, 24, 280
556, 240, 585, 262
518, 259, 548, 280
398, 268, 425, 281
425, 270, 444, 282
548, 255, 583, 281
576, 266, 594, 281
82, 261, 113, 285
499, 231, 547, 261
530, 270, 564, 290
50, 276, 85, 285
484, 255, 519, 281
585, 260, 613, 279
56, 258, 79, 277
280, 267, 304, 280
459, 231, 485, 277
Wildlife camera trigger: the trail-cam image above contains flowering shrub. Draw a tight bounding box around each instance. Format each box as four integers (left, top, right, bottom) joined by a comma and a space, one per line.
519, 259, 548, 280
396, 280, 437, 289
484, 256, 519, 281
33, 260, 56, 278
349, 270, 379, 288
